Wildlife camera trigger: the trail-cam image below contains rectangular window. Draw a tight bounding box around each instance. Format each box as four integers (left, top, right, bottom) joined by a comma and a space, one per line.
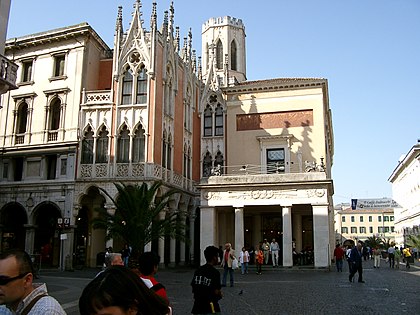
378, 216, 382, 222
266, 148, 285, 174
351, 227, 357, 234
60, 158, 67, 175
369, 216, 372, 222
390, 216, 394, 221
391, 227, 395, 232
53, 55, 65, 77
13, 157, 24, 181
21, 60, 33, 82
341, 216, 346, 222
378, 227, 383, 233
369, 227, 373, 233
46, 155, 57, 180
360, 227, 366, 233
351, 216, 355, 222
360, 216, 364, 222
384, 227, 390, 233
341, 227, 348, 234
384, 216, 389, 222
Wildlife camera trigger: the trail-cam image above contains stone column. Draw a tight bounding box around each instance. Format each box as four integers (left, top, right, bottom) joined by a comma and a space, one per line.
169, 209, 176, 267
282, 206, 293, 267
312, 205, 330, 268
200, 206, 216, 265
234, 207, 244, 254
189, 212, 196, 264
24, 225, 36, 254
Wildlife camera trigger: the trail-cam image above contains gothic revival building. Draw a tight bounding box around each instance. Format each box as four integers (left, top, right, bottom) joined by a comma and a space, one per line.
0, 1, 334, 268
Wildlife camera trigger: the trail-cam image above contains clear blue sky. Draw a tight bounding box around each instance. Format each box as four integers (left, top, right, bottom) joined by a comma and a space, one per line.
6, 1, 420, 205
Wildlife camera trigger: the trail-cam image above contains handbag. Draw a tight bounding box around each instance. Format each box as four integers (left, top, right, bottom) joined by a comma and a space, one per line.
231, 258, 239, 269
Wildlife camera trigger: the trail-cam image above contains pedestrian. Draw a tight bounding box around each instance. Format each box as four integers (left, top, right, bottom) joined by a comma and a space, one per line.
138, 252, 168, 302
79, 266, 170, 315
270, 238, 280, 267
239, 247, 250, 274
403, 247, 412, 269
346, 245, 353, 273
333, 244, 345, 272
387, 246, 395, 268
394, 246, 402, 269
255, 245, 264, 275
348, 241, 365, 283
373, 247, 381, 268
221, 243, 236, 287
121, 244, 131, 267
105, 252, 124, 267
191, 246, 223, 315
0, 249, 66, 314
262, 239, 270, 265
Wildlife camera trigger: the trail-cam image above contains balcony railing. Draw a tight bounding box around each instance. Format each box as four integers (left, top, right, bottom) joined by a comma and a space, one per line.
0, 54, 18, 97
82, 89, 112, 105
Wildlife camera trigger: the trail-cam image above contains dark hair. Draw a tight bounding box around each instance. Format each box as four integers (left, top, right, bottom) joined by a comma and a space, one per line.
0, 249, 34, 275
138, 252, 160, 276
204, 246, 219, 262
79, 266, 169, 315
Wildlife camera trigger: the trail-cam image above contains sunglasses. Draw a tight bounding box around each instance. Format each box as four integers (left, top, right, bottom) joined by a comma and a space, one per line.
0, 273, 29, 285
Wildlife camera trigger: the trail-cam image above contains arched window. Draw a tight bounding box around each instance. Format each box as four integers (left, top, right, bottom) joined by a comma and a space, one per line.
96, 126, 109, 163
132, 126, 145, 163
202, 152, 212, 177
215, 104, 224, 136
204, 105, 212, 137
121, 70, 133, 105
17, 102, 28, 134
162, 131, 167, 167
231, 40, 237, 71
117, 125, 130, 163
50, 99, 61, 130
187, 146, 192, 179
166, 133, 172, 170
216, 39, 223, 69
81, 127, 94, 164
136, 66, 147, 104
214, 151, 224, 175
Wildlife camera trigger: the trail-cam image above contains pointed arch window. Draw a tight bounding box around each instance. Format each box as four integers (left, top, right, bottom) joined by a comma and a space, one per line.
96, 126, 109, 163
215, 104, 224, 136
49, 99, 61, 131
136, 66, 147, 104
166, 134, 172, 170
216, 40, 223, 69
203, 152, 212, 177
231, 40, 237, 71
187, 146, 192, 179
117, 125, 130, 163
162, 131, 167, 168
121, 70, 133, 105
17, 102, 28, 134
214, 151, 224, 175
81, 127, 94, 164
204, 105, 212, 137
132, 126, 145, 163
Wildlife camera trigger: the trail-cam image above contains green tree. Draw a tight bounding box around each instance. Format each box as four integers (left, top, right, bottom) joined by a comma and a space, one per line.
406, 234, 420, 249
92, 181, 187, 263
365, 235, 384, 249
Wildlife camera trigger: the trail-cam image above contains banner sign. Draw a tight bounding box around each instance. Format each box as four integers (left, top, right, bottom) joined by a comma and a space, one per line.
351, 198, 401, 210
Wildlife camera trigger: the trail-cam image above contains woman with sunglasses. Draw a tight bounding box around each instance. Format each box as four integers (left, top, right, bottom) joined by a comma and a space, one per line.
79, 266, 171, 315
0, 249, 66, 314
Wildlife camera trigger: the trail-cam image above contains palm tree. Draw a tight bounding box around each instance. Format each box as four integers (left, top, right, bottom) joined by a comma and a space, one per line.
365, 235, 383, 249
92, 181, 187, 263
406, 234, 420, 249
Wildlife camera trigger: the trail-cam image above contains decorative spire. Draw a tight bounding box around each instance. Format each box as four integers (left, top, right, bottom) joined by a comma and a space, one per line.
150, 2, 157, 30
116, 6, 123, 31
192, 49, 197, 73
188, 28, 193, 58
198, 56, 202, 80
183, 37, 188, 61
175, 26, 180, 53
168, 1, 174, 37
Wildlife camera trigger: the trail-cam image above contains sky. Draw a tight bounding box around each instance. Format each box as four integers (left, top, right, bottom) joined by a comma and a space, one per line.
5, 0, 420, 205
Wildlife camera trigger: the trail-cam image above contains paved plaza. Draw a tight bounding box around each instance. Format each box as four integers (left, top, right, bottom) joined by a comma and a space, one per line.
39, 259, 420, 315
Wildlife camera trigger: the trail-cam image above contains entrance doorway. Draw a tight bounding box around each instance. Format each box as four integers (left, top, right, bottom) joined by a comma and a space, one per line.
0, 202, 27, 251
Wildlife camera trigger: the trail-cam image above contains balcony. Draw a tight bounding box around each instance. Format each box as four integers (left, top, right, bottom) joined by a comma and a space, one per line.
81, 89, 112, 106
0, 54, 18, 101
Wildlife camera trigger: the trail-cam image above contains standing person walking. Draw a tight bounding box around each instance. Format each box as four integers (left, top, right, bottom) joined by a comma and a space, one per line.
239, 247, 250, 275
270, 239, 280, 267
262, 239, 270, 265
373, 247, 381, 268
387, 246, 395, 268
221, 243, 236, 287
255, 245, 264, 275
191, 246, 223, 315
348, 241, 365, 283
394, 246, 402, 269
333, 244, 345, 272
403, 247, 412, 269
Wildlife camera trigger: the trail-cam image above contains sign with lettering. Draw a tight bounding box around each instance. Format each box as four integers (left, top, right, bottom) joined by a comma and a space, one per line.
351, 198, 401, 210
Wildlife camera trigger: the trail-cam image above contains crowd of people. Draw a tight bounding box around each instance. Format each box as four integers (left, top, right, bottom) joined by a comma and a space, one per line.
0, 240, 417, 314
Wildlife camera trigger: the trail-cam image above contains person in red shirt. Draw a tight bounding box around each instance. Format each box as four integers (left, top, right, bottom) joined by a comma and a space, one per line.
333, 243, 345, 272
138, 251, 169, 302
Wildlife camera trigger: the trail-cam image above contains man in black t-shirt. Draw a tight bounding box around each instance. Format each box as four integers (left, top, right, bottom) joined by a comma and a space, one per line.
191, 246, 222, 314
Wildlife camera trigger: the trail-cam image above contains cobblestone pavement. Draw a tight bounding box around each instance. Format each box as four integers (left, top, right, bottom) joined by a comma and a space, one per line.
39, 259, 420, 315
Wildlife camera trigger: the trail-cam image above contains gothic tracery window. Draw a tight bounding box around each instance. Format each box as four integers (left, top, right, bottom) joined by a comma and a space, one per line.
96, 126, 109, 163
216, 39, 223, 69
117, 125, 130, 163
215, 104, 224, 136
81, 127, 94, 164
121, 70, 133, 105
204, 105, 212, 137
136, 66, 147, 104
214, 151, 224, 175
203, 152, 212, 177
132, 125, 145, 163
